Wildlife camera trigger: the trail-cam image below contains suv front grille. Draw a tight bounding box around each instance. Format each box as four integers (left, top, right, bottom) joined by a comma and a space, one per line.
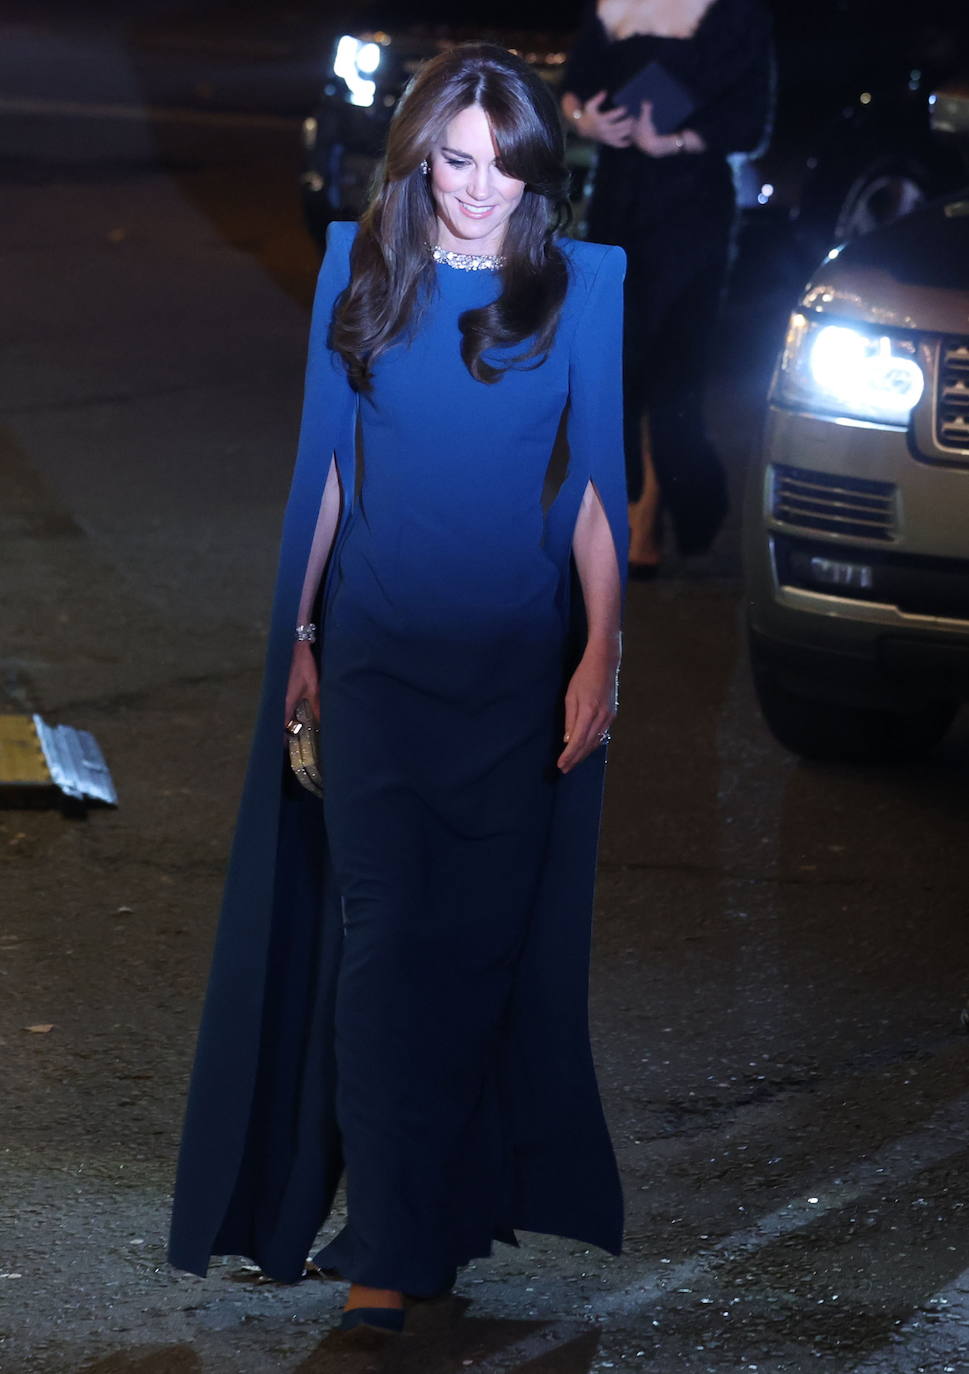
770, 465, 897, 542
936, 337, 969, 453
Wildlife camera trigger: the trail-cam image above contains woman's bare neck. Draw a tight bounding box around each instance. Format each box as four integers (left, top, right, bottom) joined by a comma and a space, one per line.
596, 0, 716, 41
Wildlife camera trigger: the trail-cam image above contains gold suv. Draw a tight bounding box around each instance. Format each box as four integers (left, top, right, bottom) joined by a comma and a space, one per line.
744, 92, 969, 762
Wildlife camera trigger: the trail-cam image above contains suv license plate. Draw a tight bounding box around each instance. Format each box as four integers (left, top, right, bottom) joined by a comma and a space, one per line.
806, 555, 874, 591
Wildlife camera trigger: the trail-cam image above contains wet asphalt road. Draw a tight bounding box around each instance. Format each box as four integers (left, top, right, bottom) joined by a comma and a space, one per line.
2, 8, 969, 1373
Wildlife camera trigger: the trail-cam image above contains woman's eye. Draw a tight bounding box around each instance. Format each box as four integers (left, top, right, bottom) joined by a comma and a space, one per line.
444, 157, 469, 168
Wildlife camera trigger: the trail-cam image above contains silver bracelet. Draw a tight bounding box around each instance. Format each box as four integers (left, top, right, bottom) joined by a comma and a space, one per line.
673, 133, 686, 153
295, 623, 317, 643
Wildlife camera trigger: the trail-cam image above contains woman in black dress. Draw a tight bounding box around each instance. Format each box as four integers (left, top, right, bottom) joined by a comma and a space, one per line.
562, 0, 772, 573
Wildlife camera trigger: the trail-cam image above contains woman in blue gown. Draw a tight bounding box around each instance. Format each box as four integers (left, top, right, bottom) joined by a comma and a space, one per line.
168, 43, 628, 1333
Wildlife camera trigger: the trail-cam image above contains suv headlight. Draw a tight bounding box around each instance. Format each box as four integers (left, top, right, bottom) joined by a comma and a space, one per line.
774, 314, 924, 427
333, 35, 382, 107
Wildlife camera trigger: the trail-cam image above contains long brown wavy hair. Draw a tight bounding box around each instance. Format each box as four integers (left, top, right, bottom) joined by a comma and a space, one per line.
331, 43, 572, 391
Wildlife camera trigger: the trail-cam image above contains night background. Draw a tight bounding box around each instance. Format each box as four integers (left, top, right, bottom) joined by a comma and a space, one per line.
2, 2, 969, 1371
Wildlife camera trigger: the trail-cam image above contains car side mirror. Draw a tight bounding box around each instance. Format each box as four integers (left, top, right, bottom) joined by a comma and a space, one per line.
929, 82, 969, 143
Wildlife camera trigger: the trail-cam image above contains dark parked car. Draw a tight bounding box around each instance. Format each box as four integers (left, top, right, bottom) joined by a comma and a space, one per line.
740, 0, 969, 265
301, 0, 969, 259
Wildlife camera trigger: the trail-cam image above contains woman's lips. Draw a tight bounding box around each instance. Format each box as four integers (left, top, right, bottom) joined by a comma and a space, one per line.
456, 200, 496, 219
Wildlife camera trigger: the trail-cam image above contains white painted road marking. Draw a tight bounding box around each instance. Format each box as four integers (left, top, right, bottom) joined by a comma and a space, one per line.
466, 1087, 969, 1370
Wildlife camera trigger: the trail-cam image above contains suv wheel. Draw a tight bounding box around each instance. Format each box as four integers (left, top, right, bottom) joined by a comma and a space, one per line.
751, 658, 957, 764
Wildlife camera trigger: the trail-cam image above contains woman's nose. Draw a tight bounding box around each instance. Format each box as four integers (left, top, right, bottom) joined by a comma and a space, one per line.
466, 166, 492, 200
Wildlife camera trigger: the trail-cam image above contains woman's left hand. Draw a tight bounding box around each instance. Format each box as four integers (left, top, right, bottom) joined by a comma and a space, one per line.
632, 101, 689, 158
557, 642, 620, 774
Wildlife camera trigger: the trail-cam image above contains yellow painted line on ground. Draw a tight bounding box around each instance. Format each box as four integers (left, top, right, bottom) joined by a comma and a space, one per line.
0, 95, 297, 131
0, 715, 50, 786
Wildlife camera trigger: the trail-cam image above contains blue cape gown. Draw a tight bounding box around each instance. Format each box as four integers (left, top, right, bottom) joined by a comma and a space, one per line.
168, 221, 629, 1290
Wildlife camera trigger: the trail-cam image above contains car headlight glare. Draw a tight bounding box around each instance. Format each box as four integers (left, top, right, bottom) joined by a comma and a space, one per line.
333, 35, 381, 107
775, 316, 924, 427
355, 41, 382, 75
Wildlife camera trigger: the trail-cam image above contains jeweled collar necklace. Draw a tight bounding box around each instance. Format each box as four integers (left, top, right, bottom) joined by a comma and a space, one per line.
431, 244, 506, 272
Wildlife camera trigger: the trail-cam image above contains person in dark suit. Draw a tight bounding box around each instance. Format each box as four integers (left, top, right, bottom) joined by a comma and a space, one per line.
562, 0, 773, 574
169, 43, 629, 1335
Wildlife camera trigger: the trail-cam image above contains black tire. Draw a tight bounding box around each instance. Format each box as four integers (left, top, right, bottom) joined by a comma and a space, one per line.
751, 660, 957, 764
832, 156, 931, 242
795, 154, 936, 266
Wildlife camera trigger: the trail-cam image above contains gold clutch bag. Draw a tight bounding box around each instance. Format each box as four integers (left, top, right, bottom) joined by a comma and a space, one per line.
285, 699, 323, 798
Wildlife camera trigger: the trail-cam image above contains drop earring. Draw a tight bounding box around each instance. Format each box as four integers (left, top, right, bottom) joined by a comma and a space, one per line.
420, 159, 429, 175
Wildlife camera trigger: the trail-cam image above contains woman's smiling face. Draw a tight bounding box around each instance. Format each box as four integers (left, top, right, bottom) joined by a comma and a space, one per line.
428, 104, 526, 256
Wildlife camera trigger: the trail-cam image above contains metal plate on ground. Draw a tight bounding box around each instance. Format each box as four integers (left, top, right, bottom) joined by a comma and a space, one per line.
0, 714, 117, 807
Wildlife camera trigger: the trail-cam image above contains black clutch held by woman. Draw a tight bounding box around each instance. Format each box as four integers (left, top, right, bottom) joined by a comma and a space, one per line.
611, 60, 696, 129
286, 699, 323, 798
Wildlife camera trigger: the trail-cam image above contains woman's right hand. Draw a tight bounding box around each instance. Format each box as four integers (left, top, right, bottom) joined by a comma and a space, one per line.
285, 640, 320, 729
575, 91, 634, 148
